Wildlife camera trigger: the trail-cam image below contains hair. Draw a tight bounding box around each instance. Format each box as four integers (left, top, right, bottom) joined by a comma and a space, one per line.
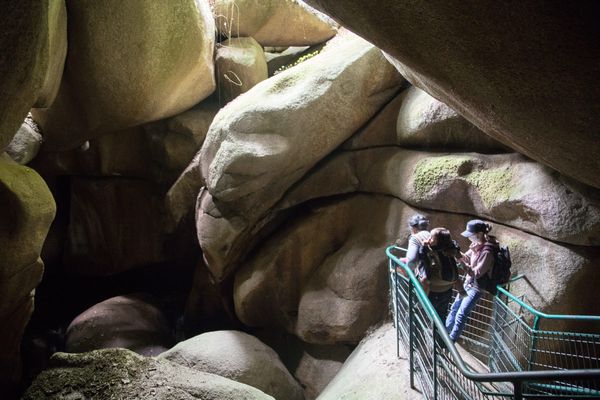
429, 227, 453, 249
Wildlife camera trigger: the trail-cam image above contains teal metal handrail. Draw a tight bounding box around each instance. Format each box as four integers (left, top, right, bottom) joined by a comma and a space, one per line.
496, 277, 600, 322
386, 245, 600, 399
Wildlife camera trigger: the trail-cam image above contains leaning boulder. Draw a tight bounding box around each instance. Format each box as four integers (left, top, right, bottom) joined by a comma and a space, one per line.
199, 33, 403, 280
303, 0, 600, 188
65, 294, 173, 356
33, 0, 216, 150
160, 330, 303, 400
212, 0, 336, 46
22, 348, 274, 400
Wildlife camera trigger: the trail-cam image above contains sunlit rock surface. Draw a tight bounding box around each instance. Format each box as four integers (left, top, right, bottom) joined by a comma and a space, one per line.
198, 33, 403, 280
0, 160, 55, 391
33, 0, 216, 150
304, 0, 600, 189
211, 0, 336, 46
22, 348, 275, 400
0, 0, 66, 152
216, 37, 268, 103
65, 294, 173, 356
160, 330, 303, 400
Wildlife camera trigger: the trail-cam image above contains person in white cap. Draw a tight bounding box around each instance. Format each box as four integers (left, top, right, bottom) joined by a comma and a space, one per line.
445, 219, 499, 342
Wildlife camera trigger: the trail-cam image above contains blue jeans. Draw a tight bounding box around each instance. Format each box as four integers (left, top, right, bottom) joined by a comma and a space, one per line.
428, 288, 453, 322
445, 285, 482, 342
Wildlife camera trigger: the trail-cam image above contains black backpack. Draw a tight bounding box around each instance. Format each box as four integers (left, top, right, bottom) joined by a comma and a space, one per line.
418, 246, 458, 283
477, 245, 512, 294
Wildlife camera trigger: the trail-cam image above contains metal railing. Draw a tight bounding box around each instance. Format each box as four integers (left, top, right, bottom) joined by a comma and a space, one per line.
387, 245, 600, 399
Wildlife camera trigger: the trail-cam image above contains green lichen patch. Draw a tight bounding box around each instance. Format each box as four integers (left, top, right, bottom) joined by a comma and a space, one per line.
466, 167, 514, 208
412, 155, 471, 197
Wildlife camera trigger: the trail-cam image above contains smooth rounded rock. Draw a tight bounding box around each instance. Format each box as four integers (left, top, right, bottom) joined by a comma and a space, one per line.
65, 294, 173, 356
212, 0, 336, 46
160, 330, 303, 400
22, 348, 275, 400
33, 0, 216, 150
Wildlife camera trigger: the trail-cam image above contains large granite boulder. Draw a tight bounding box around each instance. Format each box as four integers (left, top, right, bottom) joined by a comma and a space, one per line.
33, 0, 216, 150
234, 194, 401, 344
145, 100, 220, 185
199, 33, 403, 280
211, 0, 336, 46
160, 330, 303, 400
0, 160, 55, 393
216, 37, 268, 103
303, 1, 600, 189
316, 323, 421, 400
0, 0, 66, 152
64, 178, 167, 275
65, 294, 173, 356
345, 86, 508, 153
22, 348, 275, 400
280, 149, 600, 246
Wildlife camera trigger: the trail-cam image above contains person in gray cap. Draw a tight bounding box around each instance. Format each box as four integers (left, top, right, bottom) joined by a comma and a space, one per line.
398, 214, 431, 273
445, 219, 499, 342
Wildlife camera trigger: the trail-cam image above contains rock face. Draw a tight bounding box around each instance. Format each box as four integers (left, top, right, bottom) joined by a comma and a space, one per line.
233, 190, 600, 344
344, 86, 508, 153
160, 330, 303, 400
33, 0, 216, 150
199, 33, 403, 280
211, 0, 336, 46
0, 0, 66, 152
316, 323, 422, 400
22, 348, 275, 400
292, 344, 350, 400
145, 100, 220, 184
216, 38, 268, 103
0, 160, 55, 392
64, 178, 167, 275
65, 294, 173, 356
304, 0, 600, 189
280, 149, 600, 246
31, 126, 152, 179
234, 194, 400, 344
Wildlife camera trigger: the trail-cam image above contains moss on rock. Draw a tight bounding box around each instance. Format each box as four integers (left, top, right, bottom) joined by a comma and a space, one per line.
466, 167, 514, 208
412, 155, 470, 197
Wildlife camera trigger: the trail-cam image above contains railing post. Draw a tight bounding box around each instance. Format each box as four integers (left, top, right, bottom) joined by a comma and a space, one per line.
527, 316, 541, 371
395, 268, 400, 358
408, 279, 415, 389
433, 323, 438, 400
513, 380, 523, 400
